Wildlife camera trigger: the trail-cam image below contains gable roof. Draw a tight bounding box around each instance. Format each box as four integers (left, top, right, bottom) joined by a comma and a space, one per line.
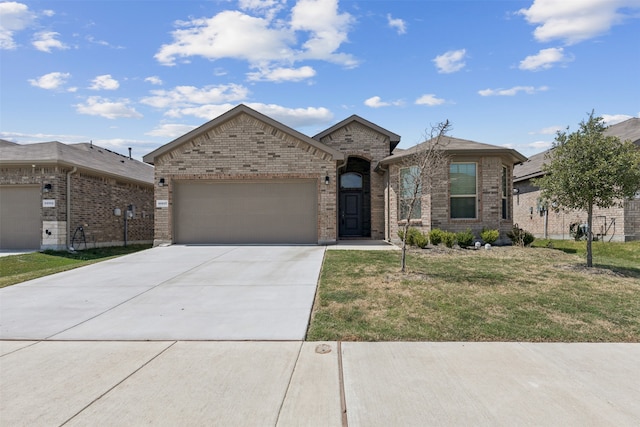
313, 115, 401, 151
379, 136, 527, 165
143, 104, 344, 165
604, 117, 640, 144
0, 141, 154, 185
514, 117, 640, 182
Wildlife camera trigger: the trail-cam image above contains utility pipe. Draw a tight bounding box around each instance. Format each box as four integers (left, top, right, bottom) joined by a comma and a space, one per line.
66, 166, 77, 250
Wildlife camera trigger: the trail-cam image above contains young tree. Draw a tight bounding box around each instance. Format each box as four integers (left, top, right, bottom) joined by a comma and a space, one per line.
534, 112, 640, 267
399, 120, 451, 272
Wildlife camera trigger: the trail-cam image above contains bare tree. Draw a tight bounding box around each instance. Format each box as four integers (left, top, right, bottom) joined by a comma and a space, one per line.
399, 120, 452, 272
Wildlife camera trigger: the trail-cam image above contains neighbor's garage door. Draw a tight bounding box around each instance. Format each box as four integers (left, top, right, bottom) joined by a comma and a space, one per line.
0, 186, 41, 250
173, 180, 317, 244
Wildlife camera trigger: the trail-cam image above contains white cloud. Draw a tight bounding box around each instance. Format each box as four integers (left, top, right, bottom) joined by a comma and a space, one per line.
0, 1, 35, 49
518, 0, 640, 45
433, 49, 466, 74
146, 123, 197, 138
164, 102, 333, 128
156, 0, 357, 70
239, 0, 286, 20
89, 74, 119, 90
519, 47, 571, 71
75, 96, 143, 119
364, 96, 404, 108
247, 65, 316, 82
387, 14, 407, 35
140, 84, 249, 109
528, 140, 553, 149
32, 31, 68, 52
602, 114, 634, 125
532, 125, 563, 135
478, 86, 548, 96
28, 71, 71, 90
415, 94, 446, 106
144, 76, 163, 85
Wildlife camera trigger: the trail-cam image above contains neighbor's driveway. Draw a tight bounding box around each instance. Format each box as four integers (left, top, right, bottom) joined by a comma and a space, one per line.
0, 245, 325, 340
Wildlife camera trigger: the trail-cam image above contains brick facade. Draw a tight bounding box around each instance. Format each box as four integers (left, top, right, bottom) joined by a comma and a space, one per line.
151, 112, 338, 245
317, 121, 392, 239
0, 165, 153, 250
513, 181, 640, 241
387, 155, 516, 244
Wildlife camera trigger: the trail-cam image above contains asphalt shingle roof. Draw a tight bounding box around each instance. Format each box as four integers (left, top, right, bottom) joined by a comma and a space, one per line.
0, 140, 154, 185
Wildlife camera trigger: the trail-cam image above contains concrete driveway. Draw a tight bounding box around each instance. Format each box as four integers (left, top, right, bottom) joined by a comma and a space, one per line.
0, 245, 325, 340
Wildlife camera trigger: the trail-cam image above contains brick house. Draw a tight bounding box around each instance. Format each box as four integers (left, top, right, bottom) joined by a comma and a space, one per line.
0, 140, 154, 250
513, 118, 640, 241
143, 104, 526, 246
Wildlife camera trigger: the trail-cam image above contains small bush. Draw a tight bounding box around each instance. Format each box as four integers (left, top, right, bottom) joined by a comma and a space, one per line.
429, 228, 444, 245
456, 229, 474, 248
442, 231, 457, 248
480, 228, 500, 245
507, 224, 535, 247
398, 227, 428, 248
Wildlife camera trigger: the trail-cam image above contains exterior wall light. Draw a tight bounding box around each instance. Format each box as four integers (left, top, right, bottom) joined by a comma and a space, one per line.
43, 183, 52, 193
158, 178, 166, 187
325, 176, 330, 185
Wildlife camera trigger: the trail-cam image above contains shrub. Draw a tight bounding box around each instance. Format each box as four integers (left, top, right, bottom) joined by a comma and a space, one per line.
442, 231, 457, 248
507, 224, 535, 247
480, 228, 500, 245
429, 228, 444, 245
398, 227, 428, 248
456, 229, 474, 248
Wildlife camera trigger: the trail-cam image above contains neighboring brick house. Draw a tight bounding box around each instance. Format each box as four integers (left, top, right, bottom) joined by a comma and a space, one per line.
0, 140, 154, 250
143, 104, 526, 245
513, 118, 640, 241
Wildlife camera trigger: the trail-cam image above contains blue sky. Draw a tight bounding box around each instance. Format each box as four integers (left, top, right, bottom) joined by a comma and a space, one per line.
1, 0, 639, 160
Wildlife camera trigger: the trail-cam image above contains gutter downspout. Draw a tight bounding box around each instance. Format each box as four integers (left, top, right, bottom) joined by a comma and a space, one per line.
66, 167, 77, 250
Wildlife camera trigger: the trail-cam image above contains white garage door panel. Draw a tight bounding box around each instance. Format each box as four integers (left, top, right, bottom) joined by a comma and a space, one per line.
174, 180, 317, 244
0, 186, 41, 249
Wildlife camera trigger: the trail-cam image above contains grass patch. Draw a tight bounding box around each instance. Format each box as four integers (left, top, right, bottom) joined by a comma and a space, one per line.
0, 245, 152, 288
307, 243, 640, 342
533, 239, 640, 274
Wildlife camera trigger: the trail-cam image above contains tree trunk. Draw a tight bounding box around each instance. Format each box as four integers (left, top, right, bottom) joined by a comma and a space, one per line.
586, 202, 593, 268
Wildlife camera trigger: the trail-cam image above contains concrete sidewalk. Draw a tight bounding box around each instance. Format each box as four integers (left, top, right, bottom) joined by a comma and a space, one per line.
1, 341, 639, 426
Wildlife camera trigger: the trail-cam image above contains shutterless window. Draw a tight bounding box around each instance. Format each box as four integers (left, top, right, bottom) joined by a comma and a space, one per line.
340, 172, 363, 189
399, 166, 421, 220
450, 163, 476, 219
501, 165, 509, 220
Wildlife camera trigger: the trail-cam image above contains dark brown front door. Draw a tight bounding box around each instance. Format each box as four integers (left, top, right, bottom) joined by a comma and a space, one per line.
340, 192, 363, 237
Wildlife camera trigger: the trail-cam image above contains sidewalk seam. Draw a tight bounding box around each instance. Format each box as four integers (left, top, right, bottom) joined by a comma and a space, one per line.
58, 340, 177, 426
274, 341, 304, 426
338, 341, 348, 427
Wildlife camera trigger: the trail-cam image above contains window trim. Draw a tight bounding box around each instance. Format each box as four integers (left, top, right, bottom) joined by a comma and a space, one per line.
449, 162, 477, 220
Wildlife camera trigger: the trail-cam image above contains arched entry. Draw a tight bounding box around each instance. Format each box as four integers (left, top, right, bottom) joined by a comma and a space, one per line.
339, 157, 371, 237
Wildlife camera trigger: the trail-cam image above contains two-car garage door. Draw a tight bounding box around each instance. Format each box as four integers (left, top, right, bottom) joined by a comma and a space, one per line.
173, 180, 318, 244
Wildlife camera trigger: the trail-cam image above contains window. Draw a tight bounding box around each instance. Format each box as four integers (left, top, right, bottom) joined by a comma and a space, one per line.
399, 166, 421, 220
340, 172, 363, 189
501, 165, 509, 220
450, 163, 476, 219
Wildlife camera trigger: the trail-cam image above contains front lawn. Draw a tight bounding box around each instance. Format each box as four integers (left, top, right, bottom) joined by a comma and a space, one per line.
307, 242, 640, 342
0, 245, 152, 288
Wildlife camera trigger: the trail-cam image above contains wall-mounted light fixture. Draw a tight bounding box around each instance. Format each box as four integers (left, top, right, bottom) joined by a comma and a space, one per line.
43, 183, 52, 193
324, 176, 330, 185
158, 178, 165, 187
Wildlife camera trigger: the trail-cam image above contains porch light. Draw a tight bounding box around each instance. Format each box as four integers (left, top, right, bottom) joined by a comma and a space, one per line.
43, 183, 52, 193
325, 176, 330, 185
158, 178, 165, 187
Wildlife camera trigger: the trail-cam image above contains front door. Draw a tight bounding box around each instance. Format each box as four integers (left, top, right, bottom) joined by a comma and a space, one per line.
340, 192, 363, 237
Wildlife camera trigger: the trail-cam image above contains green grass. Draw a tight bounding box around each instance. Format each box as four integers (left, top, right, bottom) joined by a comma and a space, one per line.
0, 245, 152, 288
532, 239, 640, 273
307, 243, 640, 342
